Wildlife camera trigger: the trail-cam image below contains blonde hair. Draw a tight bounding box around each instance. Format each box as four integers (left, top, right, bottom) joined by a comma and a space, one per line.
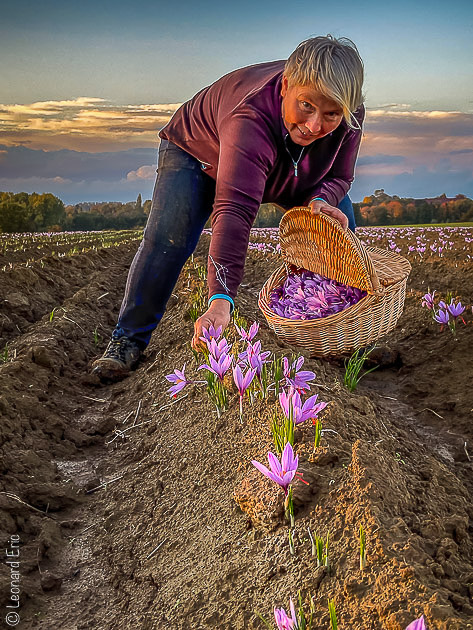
284, 35, 364, 129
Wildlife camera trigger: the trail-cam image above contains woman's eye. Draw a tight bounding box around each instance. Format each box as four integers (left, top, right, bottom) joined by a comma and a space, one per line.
300, 101, 313, 110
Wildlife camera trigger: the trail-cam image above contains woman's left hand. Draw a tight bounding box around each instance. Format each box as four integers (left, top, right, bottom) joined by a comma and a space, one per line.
309, 199, 348, 230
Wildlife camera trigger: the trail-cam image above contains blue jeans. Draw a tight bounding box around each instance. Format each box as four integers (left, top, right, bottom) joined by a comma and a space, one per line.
114, 140, 356, 348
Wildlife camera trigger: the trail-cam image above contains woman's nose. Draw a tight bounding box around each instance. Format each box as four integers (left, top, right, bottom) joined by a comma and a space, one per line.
304, 113, 322, 135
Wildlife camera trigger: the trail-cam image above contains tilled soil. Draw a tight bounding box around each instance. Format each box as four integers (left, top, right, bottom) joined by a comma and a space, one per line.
0, 230, 472, 630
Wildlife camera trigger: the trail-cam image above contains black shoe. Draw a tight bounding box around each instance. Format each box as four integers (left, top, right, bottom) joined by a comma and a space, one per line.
91, 336, 141, 382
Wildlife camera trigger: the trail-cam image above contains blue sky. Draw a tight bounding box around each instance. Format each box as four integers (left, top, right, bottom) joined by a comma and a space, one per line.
1, 0, 472, 203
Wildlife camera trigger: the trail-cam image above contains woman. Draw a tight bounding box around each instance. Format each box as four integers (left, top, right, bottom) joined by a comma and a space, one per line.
92, 35, 364, 381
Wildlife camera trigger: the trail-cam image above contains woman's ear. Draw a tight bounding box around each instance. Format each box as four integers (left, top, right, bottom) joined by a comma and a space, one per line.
281, 75, 288, 97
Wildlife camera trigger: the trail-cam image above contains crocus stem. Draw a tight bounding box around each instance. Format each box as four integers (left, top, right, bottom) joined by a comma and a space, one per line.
239, 395, 243, 423
285, 486, 295, 528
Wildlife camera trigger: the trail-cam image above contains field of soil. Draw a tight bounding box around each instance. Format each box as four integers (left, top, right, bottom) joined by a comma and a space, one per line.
0, 227, 472, 630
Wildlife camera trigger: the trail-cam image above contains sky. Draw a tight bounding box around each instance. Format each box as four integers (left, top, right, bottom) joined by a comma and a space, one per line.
0, 0, 472, 204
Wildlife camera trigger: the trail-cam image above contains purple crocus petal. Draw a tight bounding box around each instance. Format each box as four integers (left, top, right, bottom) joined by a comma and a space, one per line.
233, 364, 255, 396
207, 337, 231, 360
294, 369, 316, 388
247, 321, 259, 341
447, 301, 465, 317
200, 325, 222, 343
274, 607, 295, 630
165, 364, 192, 397
166, 381, 187, 397
280, 469, 297, 488
405, 615, 427, 630
198, 353, 233, 380
251, 459, 272, 480
281, 442, 298, 476
164, 363, 187, 384
433, 309, 450, 325
289, 598, 298, 625
292, 356, 305, 372
234, 323, 247, 341
282, 357, 290, 377
267, 451, 283, 476
279, 391, 291, 417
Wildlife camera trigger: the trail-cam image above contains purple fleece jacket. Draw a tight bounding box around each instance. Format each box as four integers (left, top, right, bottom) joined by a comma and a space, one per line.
159, 60, 364, 300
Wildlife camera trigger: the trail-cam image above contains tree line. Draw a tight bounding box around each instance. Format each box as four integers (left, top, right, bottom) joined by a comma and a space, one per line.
0, 192, 150, 233
353, 190, 473, 226
0, 190, 472, 233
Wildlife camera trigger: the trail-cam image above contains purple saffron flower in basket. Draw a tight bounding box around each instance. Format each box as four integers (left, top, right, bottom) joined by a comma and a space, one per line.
405, 615, 427, 630
198, 353, 233, 381
252, 442, 298, 496
270, 270, 366, 321
274, 599, 297, 629
447, 300, 465, 318
165, 363, 192, 397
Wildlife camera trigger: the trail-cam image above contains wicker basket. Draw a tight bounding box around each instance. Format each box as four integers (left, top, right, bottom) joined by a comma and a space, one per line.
258, 208, 411, 356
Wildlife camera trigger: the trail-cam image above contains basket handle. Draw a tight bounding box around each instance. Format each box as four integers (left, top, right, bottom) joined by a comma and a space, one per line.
281, 208, 383, 295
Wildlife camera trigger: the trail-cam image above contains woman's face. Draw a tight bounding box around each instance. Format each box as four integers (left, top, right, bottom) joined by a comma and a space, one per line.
281, 75, 344, 146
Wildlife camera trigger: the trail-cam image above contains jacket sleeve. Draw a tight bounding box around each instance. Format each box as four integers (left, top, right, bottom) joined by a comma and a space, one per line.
307, 107, 364, 207
207, 110, 276, 299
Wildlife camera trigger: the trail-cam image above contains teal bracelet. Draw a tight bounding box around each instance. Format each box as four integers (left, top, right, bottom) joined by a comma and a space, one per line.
208, 294, 235, 313
310, 197, 326, 204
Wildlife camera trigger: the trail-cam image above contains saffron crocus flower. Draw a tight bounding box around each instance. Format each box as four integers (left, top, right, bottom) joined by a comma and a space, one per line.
233, 364, 256, 418
252, 442, 298, 496
274, 599, 297, 629
405, 615, 427, 630
447, 300, 465, 318
165, 363, 192, 397
279, 389, 328, 425
198, 353, 233, 381
283, 356, 315, 392
199, 324, 222, 344
421, 291, 436, 309
235, 321, 259, 342
245, 340, 271, 377
206, 336, 232, 360
433, 309, 450, 325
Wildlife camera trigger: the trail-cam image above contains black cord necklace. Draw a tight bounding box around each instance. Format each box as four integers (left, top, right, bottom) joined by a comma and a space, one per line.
284, 134, 305, 177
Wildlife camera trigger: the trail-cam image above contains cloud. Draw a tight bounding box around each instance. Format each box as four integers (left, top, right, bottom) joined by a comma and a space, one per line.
127, 165, 156, 181
449, 149, 473, 155
357, 154, 405, 166
1, 100, 472, 203
0, 97, 181, 151
0, 145, 157, 182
